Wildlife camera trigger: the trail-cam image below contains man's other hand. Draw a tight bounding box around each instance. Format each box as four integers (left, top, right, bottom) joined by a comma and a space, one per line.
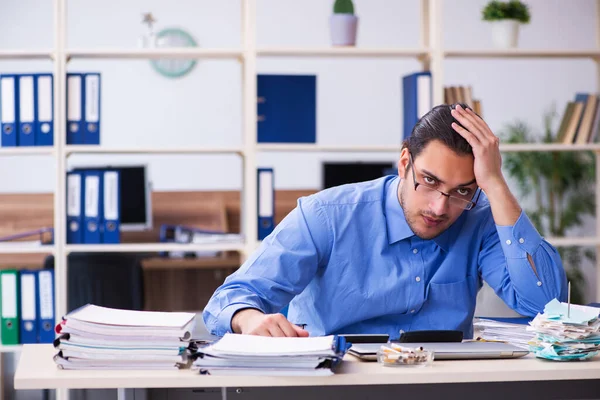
231, 308, 309, 337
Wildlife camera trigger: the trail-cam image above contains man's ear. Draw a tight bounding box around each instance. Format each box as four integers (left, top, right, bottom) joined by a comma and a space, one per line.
398, 148, 410, 177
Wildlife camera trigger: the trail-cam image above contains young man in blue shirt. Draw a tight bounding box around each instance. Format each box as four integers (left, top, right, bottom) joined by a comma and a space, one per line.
203, 104, 567, 338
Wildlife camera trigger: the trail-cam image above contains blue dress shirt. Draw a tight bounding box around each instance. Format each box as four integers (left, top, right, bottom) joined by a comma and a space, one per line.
203, 176, 567, 338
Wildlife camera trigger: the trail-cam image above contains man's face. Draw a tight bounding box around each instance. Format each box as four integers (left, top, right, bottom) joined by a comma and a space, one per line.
397, 140, 477, 240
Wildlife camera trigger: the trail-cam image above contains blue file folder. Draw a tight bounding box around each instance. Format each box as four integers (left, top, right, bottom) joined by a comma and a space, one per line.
0, 74, 19, 147
83, 170, 103, 244
257, 168, 275, 240
257, 74, 316, 143
18, 74, 36, 147
66, 170, 84, 244
402, 71, 432, 140
102, 169, 120, 244
19, 270, 38, 344
36, 73, 54, 146
37, 269, 55, 343
83, 73, 101, 145
66, 73, 85, 144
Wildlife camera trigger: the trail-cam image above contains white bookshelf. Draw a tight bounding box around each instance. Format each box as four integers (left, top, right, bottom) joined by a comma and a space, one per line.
2, 2, 600, 398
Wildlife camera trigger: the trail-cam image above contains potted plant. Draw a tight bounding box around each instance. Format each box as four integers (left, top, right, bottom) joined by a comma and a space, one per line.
482, 0, 531, 48
330, 0, 358, 46
501, 110, 594, 305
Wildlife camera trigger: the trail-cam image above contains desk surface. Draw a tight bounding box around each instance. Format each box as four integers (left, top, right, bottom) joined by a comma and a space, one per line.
14, 344, 600, 390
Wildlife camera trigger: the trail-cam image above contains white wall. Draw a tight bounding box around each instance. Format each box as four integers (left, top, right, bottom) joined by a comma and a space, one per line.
0, 0, 598, 302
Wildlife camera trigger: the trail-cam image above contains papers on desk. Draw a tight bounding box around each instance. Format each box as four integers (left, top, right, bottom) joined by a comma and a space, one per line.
473, 318, 534, 350
527, 299, 600, 361
53, 304, 196, 370
192, 333, 349, 376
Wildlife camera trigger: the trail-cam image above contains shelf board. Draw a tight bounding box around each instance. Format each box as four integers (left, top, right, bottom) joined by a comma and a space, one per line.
0, 345, 23, 353
67, 48, 243, 60
545, 237, 600, 247
256, 144, 402, 152
0, 243, 54, 254
0, 147, 54, 156
257, 47, 430, 58
445, 49, 600, 59
65, 242, 246, 254
0, 49, 53, 60
499, 143, 600, 152
65, 145, 243, 155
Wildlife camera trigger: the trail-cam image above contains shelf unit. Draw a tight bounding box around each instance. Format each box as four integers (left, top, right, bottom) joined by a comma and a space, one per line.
2, 1, 600, 396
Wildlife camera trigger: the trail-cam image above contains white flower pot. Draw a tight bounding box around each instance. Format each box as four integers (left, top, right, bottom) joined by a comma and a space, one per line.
330, 14, 359, 46
490, 20, 520, 48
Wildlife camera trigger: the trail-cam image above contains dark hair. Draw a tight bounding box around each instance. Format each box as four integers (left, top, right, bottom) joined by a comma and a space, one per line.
402, 103, 474, 159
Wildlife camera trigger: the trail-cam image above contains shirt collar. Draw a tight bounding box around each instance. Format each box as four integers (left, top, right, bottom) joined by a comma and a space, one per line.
384, 176, 453, 252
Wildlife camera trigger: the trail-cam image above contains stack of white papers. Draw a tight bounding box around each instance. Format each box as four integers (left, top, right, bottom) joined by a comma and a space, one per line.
526, 299, 600, 361
193, 333, 348, 376
53, 304, 196, 370
473, 318, 534, 349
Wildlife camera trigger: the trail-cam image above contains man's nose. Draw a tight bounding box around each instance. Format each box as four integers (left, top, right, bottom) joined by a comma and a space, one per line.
429, 193, 450, 215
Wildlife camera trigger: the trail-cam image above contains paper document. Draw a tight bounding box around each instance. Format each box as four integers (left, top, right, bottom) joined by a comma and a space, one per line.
68, 304, 195, 328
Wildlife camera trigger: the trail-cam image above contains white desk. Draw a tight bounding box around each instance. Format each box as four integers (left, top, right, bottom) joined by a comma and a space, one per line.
14, 344, 600, 400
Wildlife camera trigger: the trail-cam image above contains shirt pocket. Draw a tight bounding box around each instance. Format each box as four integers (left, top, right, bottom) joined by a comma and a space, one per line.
425, 276, 478, 331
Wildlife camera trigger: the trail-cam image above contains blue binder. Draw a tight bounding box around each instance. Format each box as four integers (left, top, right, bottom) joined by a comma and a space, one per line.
257, 168, 275, 240
0, 74, 19, 147
37, 269, 55, 343
257, 74, 316, 143
102, 169, 120, 244
66, 73, 84, 144
36, 73, 54, 146
18, 74, 36, 147
83, 169, 103, 244
66, 170, 84, 244
402, 71, 432, 140
83, 73, 101, 145
19, 270, 38, 344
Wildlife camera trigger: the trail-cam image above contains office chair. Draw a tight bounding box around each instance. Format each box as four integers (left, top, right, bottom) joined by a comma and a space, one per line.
44, 252, 144, 313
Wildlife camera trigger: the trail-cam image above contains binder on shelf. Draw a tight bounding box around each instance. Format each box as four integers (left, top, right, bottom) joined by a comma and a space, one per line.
19, 270, 38, 344
37, 269, 55, 343
84, 73, 101, 145
83, 169, 103, 244
36, 73, 54, 146
18, 74, 36, 147
67, 170, 84, 244
102, 169, 120, 244
257, 168, 275, 240
0, 74, 19, 147
66, 73, 84, 144
402, 71, 432, 140
257, 74, 316, 143
0, 269, 20, 345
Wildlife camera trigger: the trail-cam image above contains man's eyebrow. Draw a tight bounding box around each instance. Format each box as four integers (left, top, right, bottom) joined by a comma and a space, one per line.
421, 169, 477, 187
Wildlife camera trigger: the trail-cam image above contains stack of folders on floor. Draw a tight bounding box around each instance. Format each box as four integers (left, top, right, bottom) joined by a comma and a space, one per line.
53, 304, 196, 370
193, 333, 349, 376
473, 318, 534, 350
527, 299, 600, 361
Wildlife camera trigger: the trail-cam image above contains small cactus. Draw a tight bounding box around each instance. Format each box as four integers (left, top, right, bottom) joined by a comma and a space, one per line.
333, 0, 354, 14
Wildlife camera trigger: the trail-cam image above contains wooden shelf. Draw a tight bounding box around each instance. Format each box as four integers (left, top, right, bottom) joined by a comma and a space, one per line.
65, 242, 245, 254
0, 49, 53, 60
65, 145, 243, 156
444, 49, 600, 59
256, 144, 402, 152
257, 47, 430, 58
0, 345, 23, 353
67, 48, 243, 60
0, 147, 54, 156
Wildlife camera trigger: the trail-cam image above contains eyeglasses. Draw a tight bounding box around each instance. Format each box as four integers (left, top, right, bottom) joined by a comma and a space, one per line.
409, 153, 481, 211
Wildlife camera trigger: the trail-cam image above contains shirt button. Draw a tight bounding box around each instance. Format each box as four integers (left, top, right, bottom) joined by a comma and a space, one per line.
415, 276, 421, 282
410, 309, 416, 313
413, 248, 418, 254
537, 281, 542, 287
506, 240, 512, 245
519, 238, 525, 244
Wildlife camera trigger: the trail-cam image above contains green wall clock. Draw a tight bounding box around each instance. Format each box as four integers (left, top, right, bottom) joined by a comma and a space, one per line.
151, 28, 198, 78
